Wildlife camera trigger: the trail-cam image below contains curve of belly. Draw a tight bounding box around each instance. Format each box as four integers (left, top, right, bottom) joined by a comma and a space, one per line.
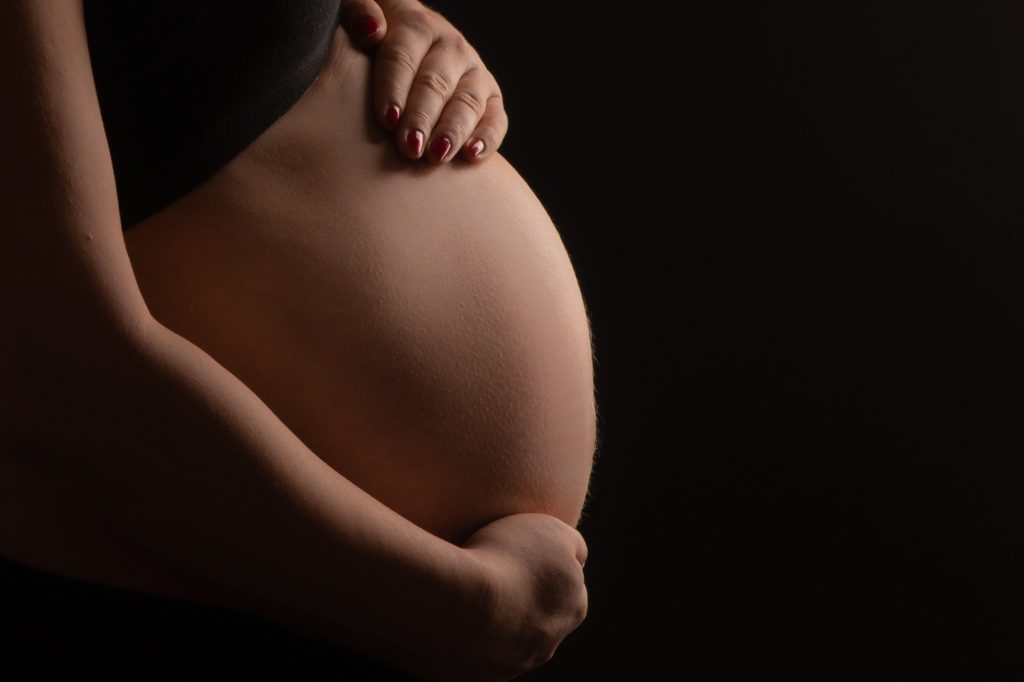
123, 26, 596, 545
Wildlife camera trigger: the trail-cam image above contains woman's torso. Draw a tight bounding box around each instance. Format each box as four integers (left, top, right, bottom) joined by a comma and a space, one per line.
1, 24, 596, 602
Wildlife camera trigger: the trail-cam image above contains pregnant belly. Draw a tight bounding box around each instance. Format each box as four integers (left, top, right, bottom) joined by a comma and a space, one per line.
123, 26, 596, 545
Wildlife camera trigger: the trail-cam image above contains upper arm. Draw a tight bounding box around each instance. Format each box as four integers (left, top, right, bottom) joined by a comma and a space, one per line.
0, 0, 153, 363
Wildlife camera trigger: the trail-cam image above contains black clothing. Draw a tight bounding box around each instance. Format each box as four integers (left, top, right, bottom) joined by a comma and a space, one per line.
83, 0, 342, 230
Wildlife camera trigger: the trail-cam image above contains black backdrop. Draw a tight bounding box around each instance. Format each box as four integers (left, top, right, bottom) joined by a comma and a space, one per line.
432, 2, 1024, 680
9, 3, 1023, 680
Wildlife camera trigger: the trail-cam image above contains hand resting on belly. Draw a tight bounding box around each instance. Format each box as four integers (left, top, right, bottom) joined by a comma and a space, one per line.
123, 25, 597, 545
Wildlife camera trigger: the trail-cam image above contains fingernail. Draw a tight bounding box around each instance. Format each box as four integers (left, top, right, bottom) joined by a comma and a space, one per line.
355, 15, 379, 39
430, 136, 452, 161
407, 129, 424, 156
468, 139, 484, 157
385, 104, 400, 127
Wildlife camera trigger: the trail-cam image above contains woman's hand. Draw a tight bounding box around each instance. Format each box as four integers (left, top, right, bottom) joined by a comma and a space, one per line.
451, 513, 590, 681
338, 0, 507, 164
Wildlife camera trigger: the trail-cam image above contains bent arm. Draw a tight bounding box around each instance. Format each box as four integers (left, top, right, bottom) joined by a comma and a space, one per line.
0, 1, 482, 677
9, 316, 481, 675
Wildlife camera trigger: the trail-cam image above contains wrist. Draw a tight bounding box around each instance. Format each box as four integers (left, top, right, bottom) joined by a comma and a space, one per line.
330, 526, 493, 680
389, 538, 495, 677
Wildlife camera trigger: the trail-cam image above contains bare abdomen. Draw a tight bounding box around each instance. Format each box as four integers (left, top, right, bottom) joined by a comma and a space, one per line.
123, 26, 596, 545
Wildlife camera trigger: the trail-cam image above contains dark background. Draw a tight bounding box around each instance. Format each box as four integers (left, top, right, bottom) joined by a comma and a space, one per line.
8, 2, 1022, 680
438, 1, 1024, 680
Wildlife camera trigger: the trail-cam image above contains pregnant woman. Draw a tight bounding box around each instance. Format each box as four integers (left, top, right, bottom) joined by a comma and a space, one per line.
0, 1, 595, 680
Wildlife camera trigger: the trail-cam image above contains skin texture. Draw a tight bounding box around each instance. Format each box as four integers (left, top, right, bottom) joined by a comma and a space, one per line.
0, 4, 591, 676
338, 0, 509, 164
122, 24, 597, 546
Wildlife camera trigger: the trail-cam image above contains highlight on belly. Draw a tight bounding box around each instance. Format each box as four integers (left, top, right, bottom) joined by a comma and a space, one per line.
121, 23, 598, 546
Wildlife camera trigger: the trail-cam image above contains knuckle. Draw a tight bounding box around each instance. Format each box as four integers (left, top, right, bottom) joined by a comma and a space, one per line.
489, 91, 507, 113
414, 70, 454, 98
451, 88, 487, 117
442, 30, 470, 53
406, 110, 434, 130
380, 47, 418, 76
396, 8, 433, 36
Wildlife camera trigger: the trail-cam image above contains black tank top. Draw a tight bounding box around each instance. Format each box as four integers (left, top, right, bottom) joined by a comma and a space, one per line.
83, 0, 342, 231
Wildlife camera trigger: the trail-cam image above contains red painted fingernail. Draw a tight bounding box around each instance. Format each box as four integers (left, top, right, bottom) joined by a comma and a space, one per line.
430, 136, 452, 161
355, 15, 379, 39
407, 129, 424, 156
468, 139, 484, 157
385, 104, 400, 127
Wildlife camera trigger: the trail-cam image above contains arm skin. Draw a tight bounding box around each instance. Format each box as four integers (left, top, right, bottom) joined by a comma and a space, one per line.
7, 316, 489, 677
0, 2, 489, 678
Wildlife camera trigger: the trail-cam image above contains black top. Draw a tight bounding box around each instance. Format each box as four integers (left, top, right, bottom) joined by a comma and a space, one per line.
83, 0, 343, 230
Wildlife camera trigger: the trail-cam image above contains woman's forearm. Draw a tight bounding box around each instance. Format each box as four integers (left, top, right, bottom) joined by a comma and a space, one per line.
4, 315, 486, 675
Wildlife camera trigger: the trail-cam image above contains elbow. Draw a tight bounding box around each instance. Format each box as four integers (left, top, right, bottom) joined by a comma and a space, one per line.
0, 308, 157, 452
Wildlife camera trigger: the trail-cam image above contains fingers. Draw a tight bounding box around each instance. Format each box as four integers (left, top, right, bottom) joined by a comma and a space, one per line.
392, 35, 476, 161
399, 38, 505, 164
373, 8, 437, 143
368, 6, 507, 164
419, 66, 499, 163
337, 0, 387, 49
376, 18, 500, 163
422, 67, 495, 164
460, 89, 508, 163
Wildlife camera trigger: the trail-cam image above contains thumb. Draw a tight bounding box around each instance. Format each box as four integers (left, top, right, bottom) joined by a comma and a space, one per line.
337, 0, 387, 49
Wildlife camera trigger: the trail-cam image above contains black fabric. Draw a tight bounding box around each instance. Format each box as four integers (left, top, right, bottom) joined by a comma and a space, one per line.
0, 552, 418, 678
83, 0, 343, 230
